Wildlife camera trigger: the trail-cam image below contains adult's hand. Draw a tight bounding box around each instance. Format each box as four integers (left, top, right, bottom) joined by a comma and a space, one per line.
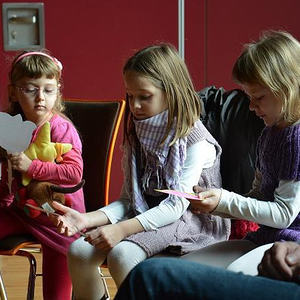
258, 241, 300, 283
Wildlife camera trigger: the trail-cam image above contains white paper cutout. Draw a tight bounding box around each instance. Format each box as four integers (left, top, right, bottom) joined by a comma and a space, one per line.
0, 112, 36, 153
0, 112, 36, 192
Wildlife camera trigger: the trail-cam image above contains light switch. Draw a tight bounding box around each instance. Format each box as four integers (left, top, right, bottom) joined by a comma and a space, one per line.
2, 3, 45, 51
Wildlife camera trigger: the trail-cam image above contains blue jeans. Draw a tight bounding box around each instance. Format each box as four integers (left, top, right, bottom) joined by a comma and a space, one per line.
115, 258, 300, 300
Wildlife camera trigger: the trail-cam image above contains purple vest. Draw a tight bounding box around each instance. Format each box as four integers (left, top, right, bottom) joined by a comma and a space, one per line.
247, 123, 300, 244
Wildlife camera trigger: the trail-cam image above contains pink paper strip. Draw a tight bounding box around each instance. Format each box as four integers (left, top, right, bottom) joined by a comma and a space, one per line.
155, 189, 201, 200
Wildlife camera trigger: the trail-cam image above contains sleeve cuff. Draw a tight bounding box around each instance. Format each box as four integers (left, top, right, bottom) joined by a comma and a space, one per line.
215, 189, 232, 213
99, 206, 119, 224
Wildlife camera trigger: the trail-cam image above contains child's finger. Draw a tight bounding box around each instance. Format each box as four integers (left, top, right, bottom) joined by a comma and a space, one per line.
198, 190, 218, 200
193, 185, 205, 194
52, 201, 69, 213
57, 220, 66, 235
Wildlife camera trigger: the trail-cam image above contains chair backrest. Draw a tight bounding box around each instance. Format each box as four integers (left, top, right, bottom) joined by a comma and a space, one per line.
199, 86, 265, 194
64, 99, 125, 212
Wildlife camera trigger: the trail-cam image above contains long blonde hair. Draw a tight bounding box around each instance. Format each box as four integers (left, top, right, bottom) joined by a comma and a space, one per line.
232, 30, 300, 125
8, 50, 65, 118
123, 43, 201, 145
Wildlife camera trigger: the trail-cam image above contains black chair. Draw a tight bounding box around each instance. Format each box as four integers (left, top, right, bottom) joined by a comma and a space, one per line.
0, 98, 125, 300
199, 86, 265, 239
199, 86, 265, 194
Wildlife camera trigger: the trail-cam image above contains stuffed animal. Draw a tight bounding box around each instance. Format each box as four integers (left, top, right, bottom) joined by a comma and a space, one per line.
22, 121, 72, 186
17, 180, 85, 218
17, 120, 81, 217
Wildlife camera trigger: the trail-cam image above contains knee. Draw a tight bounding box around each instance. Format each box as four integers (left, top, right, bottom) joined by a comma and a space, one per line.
131, 258, 172, 278
108, 241, 147, 267
67, 237, 95, 265
68, 238, 84, 264
107, 243, 129, 265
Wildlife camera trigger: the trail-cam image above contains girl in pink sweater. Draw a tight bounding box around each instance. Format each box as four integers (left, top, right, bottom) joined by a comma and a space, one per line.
0, 51, 85, 300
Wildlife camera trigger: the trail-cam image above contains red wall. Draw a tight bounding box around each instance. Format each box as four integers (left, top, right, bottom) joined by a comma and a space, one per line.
1, 0, 300, 204
205, 0, 300, 89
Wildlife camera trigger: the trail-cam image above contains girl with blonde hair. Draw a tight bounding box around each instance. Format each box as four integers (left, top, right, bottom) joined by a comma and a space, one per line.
52, 43, 230, 300
184, 30, 300, 275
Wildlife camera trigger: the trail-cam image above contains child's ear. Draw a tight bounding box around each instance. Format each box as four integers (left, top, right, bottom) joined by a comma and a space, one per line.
8, 84, 18, 102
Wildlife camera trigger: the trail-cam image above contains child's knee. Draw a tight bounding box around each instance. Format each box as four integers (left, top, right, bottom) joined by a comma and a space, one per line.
107, 241, 147, 266
67, 237, 94, 264
68, 237, 108, 269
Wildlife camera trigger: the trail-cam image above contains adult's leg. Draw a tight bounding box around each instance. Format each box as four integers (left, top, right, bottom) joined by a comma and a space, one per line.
181, 239, 256, 268
115, 258, 300, 300
227, 243, 274, 275
107, 241, 147, 287
67, 237, 107, 300
42, 244, 72, 300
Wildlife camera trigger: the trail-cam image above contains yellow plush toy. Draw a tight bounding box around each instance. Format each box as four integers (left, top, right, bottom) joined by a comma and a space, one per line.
22, 121, 72, 186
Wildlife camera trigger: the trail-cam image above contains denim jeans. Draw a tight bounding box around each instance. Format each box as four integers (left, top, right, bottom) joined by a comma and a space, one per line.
115, 258, 300, 300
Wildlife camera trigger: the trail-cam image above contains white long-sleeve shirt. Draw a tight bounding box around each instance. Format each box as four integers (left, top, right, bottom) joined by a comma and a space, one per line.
100, 140, 216, 230
213, 170, 300, 229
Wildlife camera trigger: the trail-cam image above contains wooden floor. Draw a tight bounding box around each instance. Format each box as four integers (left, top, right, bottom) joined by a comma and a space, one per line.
0, 250, 117, 299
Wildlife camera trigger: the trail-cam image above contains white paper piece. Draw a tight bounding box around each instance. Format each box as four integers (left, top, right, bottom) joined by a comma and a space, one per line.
0, 112, 36, 153
41, 202, 56, 214
0, 113, 36, 192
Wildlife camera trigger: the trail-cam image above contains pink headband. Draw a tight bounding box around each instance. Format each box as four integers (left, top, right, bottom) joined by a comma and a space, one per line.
14, 51, 63, 71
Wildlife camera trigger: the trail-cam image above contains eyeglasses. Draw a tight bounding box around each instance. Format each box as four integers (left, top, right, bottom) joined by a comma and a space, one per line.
15, 85, 59, 98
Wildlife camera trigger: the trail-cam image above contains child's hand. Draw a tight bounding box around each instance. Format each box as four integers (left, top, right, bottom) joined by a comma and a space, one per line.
258, 241, 300, 283
84, 223, 125, 251
8, 152, 32, 173
189, 188, 222, 214
50, 201, 88, 236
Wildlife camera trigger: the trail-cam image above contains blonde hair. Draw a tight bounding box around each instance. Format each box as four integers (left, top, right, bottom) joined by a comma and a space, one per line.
232, 30, 300, 125
8, 50, 65, 117
123, 43, 201, 145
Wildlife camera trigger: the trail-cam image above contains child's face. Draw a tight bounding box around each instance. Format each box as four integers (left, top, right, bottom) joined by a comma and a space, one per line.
10, 75, 59, 126
124, 71, 167, 120
241, 83, 284, 127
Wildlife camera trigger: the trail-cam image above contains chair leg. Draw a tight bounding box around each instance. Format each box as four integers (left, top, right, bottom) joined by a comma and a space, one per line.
0, 271, 7, 300
17, 250, 37, 300
98, 267, 111, 300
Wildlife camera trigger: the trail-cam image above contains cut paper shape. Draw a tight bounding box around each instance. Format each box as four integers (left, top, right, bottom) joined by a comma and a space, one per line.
0, 112, 36, 193
0, 112, 36, 153
154, 189, 201, 200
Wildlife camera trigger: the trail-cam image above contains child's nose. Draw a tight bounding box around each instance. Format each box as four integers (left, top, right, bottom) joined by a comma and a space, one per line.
133, 99, 141, 109
248, 98, 257, 111
35, 89, 45, 101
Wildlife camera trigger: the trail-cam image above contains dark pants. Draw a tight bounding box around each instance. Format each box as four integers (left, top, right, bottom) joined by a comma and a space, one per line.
115, 258, 300, 300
